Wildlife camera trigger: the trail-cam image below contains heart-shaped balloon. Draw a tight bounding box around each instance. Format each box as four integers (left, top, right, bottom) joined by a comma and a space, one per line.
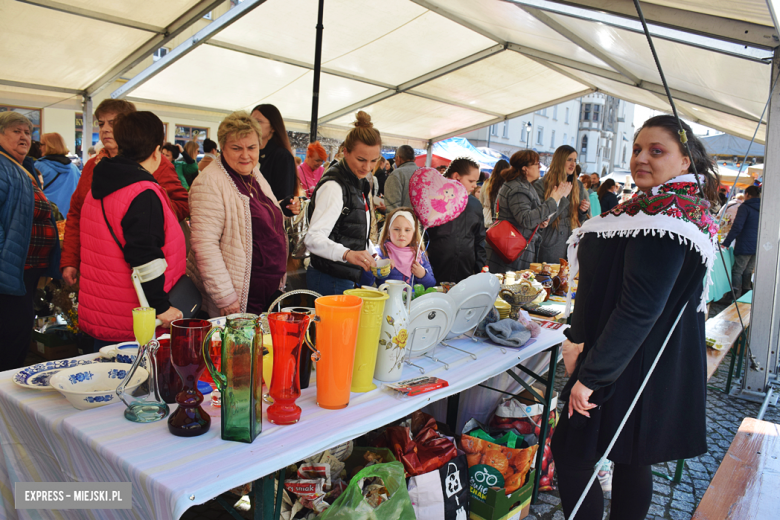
409, 167, 469, 228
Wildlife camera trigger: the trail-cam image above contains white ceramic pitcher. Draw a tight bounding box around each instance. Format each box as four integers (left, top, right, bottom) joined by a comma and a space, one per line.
373, 280, 412, 382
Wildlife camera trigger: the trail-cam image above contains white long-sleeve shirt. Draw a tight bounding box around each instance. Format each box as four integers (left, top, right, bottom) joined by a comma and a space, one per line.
304, 181, 373, 262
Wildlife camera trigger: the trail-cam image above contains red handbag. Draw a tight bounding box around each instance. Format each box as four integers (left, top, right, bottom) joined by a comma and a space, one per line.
486, 199, 540, 263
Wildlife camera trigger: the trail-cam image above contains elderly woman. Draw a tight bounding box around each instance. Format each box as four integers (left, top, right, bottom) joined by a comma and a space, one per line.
553, 116, 720, 519
486, 150, 570, 272
78, 112, 184, 349
36, 132, 81, 216
0, 112, 61, 371
188, 111, 287, 316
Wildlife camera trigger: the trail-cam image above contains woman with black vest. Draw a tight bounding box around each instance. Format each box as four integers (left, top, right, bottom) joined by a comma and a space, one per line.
304, 111, 382, 295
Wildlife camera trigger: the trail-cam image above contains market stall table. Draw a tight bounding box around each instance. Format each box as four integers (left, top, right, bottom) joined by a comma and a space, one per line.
0, 329, 565, 520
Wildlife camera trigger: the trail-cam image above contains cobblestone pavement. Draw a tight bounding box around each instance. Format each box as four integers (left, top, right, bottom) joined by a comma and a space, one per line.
174, 318, 779, 520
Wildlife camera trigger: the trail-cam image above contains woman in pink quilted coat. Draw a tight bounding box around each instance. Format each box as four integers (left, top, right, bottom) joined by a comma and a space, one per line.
187, 111, 287, 317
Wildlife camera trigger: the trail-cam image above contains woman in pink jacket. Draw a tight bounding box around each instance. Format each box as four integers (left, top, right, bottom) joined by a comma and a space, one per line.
187, 111, 287, 317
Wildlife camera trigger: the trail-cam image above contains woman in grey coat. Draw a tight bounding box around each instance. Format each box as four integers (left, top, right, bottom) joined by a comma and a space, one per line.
487, 150, 572, 272
533, 145, 590, 263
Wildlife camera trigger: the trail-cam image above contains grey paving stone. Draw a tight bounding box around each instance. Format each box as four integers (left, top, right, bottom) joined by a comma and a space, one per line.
538, 493, 561, 506
552, 511, 565, 520
671, 499, 696, 513
669, 509, 694, 520
653, 482, 672, 496
530, 503, 554, 516
648, 503, 666, 516
652, 493, 668, 506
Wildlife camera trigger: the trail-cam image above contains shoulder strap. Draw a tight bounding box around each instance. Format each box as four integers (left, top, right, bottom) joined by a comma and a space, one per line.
0, 150, 38, 185
42, 169, 63, 190
100, 199, 124, 252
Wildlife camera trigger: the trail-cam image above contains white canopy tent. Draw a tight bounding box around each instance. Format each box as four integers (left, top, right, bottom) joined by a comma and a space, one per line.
2, 0, 780, 398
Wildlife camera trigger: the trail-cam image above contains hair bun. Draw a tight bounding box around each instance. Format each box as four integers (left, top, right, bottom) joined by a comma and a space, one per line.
353, 110, 373, 129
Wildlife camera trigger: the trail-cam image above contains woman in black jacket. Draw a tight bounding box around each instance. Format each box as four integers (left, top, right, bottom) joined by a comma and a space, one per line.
597, 178, 620, 212
251, 104, 300, 216
486, 150, 570, 272
553, 115, 720, 519
426, 158, 487, 284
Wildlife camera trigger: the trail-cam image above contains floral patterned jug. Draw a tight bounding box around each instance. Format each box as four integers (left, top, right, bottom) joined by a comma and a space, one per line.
373, 281, 412, 382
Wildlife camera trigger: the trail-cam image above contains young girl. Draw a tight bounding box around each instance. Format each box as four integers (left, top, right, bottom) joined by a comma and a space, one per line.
364, 208, 436, 288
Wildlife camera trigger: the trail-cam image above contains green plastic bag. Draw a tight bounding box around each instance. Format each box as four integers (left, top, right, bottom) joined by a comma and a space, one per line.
318, 461, 416, 520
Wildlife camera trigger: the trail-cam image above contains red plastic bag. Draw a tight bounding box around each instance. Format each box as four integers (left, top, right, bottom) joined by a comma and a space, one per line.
375, 411, 457, 477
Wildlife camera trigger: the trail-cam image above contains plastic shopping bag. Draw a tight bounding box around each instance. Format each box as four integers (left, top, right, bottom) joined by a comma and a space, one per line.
317, 461, 416, 520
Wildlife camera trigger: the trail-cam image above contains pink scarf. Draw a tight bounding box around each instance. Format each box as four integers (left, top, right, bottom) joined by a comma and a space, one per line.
385, 242, 420, 279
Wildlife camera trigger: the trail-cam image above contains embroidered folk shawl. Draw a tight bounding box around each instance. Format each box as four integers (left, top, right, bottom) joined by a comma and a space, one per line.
565, 174, 719, 314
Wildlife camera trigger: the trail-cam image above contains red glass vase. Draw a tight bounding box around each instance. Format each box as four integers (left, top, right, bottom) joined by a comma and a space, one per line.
156, 337, 184, 404
266, 312, 318, 425
168, 319, 213, 437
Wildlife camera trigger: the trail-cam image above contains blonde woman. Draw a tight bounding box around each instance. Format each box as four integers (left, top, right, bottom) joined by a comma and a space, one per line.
533, 145, 589, 262
187, 111, 287, 316
36, 132, 80, 215
304, 111, 382, 295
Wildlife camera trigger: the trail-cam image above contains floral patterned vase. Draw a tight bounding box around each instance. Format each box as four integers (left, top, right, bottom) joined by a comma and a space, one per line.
373, 281, 412, 382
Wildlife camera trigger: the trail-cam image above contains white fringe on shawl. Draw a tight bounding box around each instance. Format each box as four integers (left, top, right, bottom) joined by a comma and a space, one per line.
565, 195, 718, 316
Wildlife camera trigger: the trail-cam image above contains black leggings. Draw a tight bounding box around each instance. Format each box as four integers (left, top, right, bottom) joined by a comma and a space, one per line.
557, 462, 652, 520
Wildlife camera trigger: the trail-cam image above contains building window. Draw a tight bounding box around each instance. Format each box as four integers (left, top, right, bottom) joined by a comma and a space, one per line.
563, 133, 567, 147
571, 137, 575, 146
521, 123, 528, 143
583, 104, 591, 121
536, 127, 544, 145
502, 121, 509, 138
581, 135, 588, 156
490, 124, 498, 136
2, 105, 41, 141
553, 106, 558, 120
593, 105, 601, 122
565, 107, 570, 124
622, 145, 627, 164
551, 130, 555, 149
153, 47, 169, 61
175, 125, 209, 152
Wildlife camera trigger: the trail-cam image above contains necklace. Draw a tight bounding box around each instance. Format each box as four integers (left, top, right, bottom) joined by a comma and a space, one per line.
239, 173, 257, 198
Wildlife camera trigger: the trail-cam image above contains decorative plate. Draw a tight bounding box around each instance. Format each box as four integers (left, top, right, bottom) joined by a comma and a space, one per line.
407, 292, 456, 357
445, 273, 500, 337
12, 359, 95, 390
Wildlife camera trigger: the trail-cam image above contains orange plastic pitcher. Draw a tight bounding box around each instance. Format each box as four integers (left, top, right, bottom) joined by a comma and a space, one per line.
313, 295, 363, 409
344, 289, 389, 393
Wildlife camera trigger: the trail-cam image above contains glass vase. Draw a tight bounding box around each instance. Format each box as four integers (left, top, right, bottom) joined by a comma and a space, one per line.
167, 319, 212, 437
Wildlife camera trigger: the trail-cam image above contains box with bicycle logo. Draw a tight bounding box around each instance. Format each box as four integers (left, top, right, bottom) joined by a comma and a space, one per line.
458, 419, 538, 520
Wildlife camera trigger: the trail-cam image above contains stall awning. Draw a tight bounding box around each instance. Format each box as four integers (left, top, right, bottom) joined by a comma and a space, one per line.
1, 0, 776, 147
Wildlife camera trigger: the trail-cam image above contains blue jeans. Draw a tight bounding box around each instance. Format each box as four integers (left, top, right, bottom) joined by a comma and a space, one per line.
306, 266, 356, 296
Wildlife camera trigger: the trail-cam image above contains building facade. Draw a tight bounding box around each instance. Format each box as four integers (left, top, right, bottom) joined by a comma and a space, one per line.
576, 93, 635, 176
462, 94, 635, 176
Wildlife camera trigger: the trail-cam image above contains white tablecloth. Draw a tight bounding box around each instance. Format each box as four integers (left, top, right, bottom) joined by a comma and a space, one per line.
0, 328, 565, 520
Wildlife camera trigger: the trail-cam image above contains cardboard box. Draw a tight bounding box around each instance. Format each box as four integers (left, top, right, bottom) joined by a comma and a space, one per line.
469, 469, 534, 520
30, 330, 79, 361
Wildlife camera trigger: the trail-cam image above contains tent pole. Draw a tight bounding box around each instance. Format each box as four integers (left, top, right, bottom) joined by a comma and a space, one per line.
309, 0, 325, 144
426, 140, 433, 167
81, 95, 92, 167
739, 47, 780, 400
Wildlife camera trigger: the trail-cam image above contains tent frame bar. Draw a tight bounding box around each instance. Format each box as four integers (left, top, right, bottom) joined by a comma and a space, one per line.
543, 0, 778, 50
503, 0, 772, 63
0, 78, 82, 95
309, 0, 325, 143
86, 0, 225, 96
111, 0, 268, 100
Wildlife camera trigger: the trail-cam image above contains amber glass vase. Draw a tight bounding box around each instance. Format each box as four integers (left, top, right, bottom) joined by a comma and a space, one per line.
167, 319, 212, 437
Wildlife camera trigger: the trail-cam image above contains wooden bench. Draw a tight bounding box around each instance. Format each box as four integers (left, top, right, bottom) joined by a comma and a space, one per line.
653, 301, 752, 483
692, 418, 780, 519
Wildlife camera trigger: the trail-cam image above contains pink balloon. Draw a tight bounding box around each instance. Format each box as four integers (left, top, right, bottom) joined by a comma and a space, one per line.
409, 167, 469, 228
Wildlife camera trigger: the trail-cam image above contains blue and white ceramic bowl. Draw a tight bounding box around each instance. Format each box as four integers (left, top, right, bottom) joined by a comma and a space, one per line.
99, 342, 140, 364
49, 362, 148, 410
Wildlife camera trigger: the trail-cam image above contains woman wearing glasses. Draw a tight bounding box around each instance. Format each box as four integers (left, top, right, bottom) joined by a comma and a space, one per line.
486, 149, 571, 272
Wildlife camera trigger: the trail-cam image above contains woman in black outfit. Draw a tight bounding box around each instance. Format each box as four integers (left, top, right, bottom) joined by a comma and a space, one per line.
251, 104, 300, 216
553, 115, 720, 519
596, 178, 620, 212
